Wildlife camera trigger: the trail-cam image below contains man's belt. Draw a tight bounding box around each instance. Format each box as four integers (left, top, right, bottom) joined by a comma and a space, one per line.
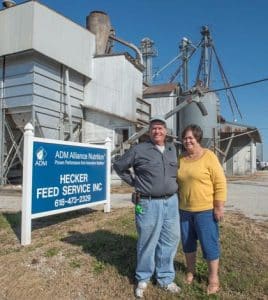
140, 194, 174, 199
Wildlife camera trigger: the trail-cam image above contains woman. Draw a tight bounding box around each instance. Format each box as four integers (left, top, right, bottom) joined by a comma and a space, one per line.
177, 124, 227, 295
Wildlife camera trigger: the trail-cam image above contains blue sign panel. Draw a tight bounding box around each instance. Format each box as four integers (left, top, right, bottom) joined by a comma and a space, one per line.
31, 141, 107, 214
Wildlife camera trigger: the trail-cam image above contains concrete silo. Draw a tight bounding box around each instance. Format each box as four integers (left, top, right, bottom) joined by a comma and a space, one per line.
86, 11, 112, 55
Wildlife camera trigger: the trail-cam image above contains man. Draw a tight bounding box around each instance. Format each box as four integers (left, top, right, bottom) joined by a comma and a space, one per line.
113, 116, 181, 298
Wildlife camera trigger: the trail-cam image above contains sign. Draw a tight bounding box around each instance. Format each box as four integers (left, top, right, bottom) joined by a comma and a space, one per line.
32, 141, 107, 216
21, 123, 111, 245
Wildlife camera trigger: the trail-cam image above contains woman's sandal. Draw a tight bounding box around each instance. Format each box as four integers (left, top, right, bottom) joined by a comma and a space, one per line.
186, 272, 194, 284
207, 282, 220, 295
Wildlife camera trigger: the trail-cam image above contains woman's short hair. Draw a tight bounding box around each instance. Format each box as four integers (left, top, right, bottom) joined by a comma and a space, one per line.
182, 124, 203, 143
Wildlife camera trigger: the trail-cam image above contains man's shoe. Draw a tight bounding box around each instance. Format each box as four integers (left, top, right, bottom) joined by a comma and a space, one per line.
163, 282, 181, 294
135, 281, 148, 298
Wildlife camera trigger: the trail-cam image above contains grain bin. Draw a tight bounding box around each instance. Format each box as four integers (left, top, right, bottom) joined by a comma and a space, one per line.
179, 92, 219, 148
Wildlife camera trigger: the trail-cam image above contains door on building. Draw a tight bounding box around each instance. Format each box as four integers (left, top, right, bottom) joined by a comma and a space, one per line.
114, 127, 132, 155
114, 127, 129, 147
233, 146, 251, 175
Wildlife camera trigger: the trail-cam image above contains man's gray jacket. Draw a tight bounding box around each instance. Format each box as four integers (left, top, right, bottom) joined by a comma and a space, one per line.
113, 141, 178, 197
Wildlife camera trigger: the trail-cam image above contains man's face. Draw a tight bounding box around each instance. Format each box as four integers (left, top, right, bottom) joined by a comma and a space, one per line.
149, 121, 167, 146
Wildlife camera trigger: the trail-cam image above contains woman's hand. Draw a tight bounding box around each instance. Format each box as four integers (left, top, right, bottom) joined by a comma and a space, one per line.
213, 200, 225, 221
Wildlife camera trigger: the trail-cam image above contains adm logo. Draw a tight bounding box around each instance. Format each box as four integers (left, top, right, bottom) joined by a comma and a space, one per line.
35, 147, 48, 167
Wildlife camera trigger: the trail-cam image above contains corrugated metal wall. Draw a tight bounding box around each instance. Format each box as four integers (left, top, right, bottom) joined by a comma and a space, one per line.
83, 110, 134, 147
1, 52, 34, 110
32, 52, 84, 139
0, 51, 85, 182
2, 51, 85, 139
145, 94, 177, 135
85, 55, 143, 122
223, 136, 256, 176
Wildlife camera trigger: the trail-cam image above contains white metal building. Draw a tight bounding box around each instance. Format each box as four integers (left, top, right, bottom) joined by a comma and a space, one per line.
143, 83, 179, 136
0, 1, 147, 183
220, 121, 261, 176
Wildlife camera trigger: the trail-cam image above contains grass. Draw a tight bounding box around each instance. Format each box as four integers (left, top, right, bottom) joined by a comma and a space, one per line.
44, 247, 60, 258
69, 259, 81, 269
0, 212, 20, 230
0, 208, 267, 299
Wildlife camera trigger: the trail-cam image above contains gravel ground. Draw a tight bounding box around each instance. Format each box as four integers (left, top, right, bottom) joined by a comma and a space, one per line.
226, 171, 268, 221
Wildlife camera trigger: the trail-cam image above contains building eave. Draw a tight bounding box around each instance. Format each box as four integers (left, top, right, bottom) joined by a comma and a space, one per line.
220, 121, 262, 143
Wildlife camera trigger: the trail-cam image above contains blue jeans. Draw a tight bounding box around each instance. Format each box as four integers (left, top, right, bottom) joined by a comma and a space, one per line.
180, 209, 220, 260
135, 194, 180, 286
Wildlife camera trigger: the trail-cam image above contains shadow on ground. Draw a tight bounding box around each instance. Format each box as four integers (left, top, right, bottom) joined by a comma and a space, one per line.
62, 229, 137, 283
3, 212, 21, 238
3, 208, 96, 242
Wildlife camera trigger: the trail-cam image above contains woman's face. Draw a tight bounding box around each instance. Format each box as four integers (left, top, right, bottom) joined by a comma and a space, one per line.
182, 130, 199, 152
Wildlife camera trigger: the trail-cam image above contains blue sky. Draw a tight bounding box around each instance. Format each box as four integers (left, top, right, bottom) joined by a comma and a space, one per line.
15, 0, 268, 159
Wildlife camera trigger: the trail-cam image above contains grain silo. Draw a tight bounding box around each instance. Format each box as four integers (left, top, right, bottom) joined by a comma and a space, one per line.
178, 91, 220, 148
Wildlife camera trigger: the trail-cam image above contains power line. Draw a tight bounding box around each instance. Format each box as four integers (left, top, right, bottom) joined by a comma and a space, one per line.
209, 77, 268, 93
152, 77, 268, 98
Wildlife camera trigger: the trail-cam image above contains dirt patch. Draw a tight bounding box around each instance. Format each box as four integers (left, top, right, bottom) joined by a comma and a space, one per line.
223, 212, 268, 254
111, 184, 133, 194
227, 170, 268, 182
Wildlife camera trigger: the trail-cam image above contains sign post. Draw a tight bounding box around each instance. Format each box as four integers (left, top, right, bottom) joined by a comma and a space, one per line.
21, 123, 34, 245
104, 137, 111, 213
21, 123, 111, 245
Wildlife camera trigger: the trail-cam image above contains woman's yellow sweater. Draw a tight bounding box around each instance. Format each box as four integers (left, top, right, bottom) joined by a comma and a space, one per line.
177, 149, 227, 212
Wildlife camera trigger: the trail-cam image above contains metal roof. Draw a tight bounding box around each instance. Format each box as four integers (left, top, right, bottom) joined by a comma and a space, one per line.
143, 83, 178, 96
94, 52, 144, 72
220, 121, 262, 143
0, 1, 95, 78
